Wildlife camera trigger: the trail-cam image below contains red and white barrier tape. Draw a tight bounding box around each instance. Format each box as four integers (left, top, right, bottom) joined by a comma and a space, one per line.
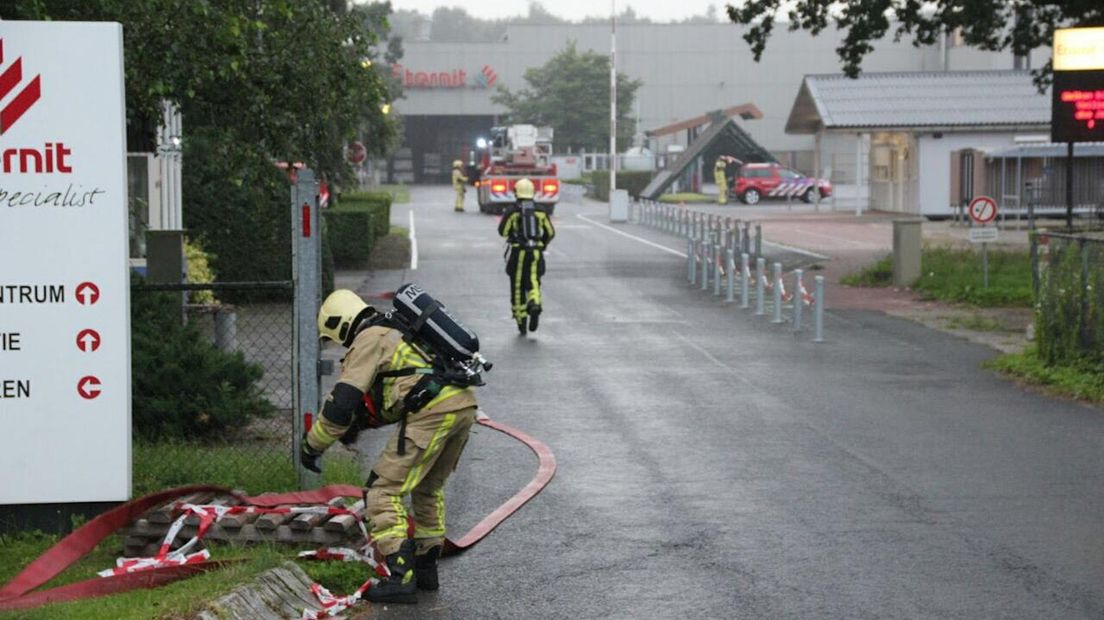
0, 415, 556, 614
799, 277, 814, 306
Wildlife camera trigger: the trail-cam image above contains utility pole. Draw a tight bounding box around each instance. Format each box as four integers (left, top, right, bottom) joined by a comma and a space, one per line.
609, 0, 617, 200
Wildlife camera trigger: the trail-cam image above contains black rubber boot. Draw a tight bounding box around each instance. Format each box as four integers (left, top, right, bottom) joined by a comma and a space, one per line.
367, 539, 417, 604
516, 317, 528, 335
527, 302, 541, 332
414, 545, 441, 591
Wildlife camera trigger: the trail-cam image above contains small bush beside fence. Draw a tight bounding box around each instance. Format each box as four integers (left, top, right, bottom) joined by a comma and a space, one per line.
131, 280, 296, 492
322, 191, 392, 268
1035, 232, 1104, 367
590, 170, 653, 201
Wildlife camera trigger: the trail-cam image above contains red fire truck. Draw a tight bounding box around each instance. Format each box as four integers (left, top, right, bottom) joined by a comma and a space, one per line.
472, 125, 559, 215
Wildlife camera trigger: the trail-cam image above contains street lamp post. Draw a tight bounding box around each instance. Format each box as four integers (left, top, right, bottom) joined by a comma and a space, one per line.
609, 0, 617, 201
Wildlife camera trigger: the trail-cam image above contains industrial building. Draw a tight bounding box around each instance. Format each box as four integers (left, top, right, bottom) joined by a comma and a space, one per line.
390, 21, 1054, 215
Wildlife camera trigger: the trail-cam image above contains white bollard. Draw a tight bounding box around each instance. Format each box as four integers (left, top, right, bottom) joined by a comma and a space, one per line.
771, 262, 783, 324
755, 257, 766, 316
793, 269, 804, 331
701, 241, 710, 291
725, 249, 735, 302
714, 245, 723, 296
814, 275, 825, 343
740, 253, 750, 309
688, 237, 696, 284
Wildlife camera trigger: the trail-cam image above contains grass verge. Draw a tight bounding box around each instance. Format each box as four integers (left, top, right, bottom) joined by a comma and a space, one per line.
658, 193, 716, 204
1, 446, 366, 618
986, 346, 1104, 404
840, 247, 1032, 307
365, 184, 410, 204
0, 537, 370, 620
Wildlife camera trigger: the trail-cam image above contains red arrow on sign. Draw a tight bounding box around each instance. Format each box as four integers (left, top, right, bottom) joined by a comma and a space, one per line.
75, 282, 100, 305
77, 376, 101, 400
76, 329, 101, 352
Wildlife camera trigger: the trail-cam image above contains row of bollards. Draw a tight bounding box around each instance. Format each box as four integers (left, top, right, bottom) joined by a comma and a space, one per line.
637, 199, 826, 342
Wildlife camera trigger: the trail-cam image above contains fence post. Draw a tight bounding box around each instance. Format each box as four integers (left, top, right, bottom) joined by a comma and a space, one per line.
714, 244, 723, 296
755, 257, 766, 316
701, 241, 710, 291
688, 236, 696, 284
740, 253, 750, 309
726, 249, 735, 302
772, 262, 783, 324
793, 269, 804, 331
292, 167, 321, 487
814, 275, 825, 343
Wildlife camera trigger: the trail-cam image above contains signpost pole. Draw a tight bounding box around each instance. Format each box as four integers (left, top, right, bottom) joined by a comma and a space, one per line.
1066, 141, 1074, 232
982, 242, 989, 289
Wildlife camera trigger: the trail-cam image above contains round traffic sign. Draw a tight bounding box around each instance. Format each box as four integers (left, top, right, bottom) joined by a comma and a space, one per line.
346, 141, 367, 165
968, 196, 998, 225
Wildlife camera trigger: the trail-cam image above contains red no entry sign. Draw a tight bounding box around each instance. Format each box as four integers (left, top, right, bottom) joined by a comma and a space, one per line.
968, 196, 998, 225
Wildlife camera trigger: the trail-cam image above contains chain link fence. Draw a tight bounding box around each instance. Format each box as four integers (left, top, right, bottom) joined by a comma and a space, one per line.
130, 281, 297, 494
1034, 233, 1104, 367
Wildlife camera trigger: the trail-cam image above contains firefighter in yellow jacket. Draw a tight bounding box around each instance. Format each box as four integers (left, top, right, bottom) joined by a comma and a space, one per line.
302, 289, 478, 604
451, 160, 468, 212
498, 178, 555, 334
714, 158, 728, 205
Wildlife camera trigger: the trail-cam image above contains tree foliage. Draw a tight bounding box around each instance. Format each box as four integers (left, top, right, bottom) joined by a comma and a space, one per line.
726, 0, 1104, 86
4, 0, 401, 280
492, 42, 642, 152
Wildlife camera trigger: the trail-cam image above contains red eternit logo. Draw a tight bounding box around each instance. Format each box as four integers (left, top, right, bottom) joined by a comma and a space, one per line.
0, 38, 42, 135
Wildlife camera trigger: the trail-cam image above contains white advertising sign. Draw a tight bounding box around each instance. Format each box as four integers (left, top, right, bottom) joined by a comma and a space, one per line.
0, 22, 130, 503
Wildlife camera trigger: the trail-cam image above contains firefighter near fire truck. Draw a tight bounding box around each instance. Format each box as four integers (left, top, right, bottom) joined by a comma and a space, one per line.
303, 286, 490, 604
451, 160, 468, 212
498, 178, 556, 335
714, 158, 729, 205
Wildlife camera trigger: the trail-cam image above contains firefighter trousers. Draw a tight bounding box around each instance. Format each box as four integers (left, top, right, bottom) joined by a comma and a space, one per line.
365, 406, 477, 556
454, 185, 465, 211
505, 247, 545, 319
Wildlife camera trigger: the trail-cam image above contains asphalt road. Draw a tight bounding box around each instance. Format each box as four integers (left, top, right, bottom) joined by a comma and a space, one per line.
342, 186, 1104, 619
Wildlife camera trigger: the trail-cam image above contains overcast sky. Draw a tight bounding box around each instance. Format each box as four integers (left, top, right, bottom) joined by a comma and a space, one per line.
385, 1, 726, 22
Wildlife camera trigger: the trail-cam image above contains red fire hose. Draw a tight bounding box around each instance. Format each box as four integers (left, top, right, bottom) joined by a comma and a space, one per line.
0, 415, 555, 611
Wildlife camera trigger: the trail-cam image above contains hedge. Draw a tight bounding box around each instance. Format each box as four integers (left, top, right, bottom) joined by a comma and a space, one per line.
322, 191, 393, 268
589, 170, 653, 201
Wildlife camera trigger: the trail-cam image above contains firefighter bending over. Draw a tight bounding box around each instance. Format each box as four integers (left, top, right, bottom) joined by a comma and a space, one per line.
303, 289, 478, 604
498, 178, 555, 335
451, 160, 468, 212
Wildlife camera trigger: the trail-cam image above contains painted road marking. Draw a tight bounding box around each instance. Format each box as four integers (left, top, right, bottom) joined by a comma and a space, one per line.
576, 214, 687, 258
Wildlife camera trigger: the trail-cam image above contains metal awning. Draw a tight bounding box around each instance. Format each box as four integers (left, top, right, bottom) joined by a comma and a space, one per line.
640, 119, 775, 199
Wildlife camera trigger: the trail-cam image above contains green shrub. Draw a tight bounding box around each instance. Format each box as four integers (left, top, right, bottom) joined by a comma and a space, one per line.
322, 192, 392, 268
1036, 237, 1104, 367
131, 276, 273, 440
590, 170, 653, 201
841, 254, 893, 287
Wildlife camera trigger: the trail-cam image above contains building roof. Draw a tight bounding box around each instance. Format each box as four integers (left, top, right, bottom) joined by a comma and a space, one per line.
785, 70, 1051, 134
640, 119, 776, 199
988, 142, 1104, 158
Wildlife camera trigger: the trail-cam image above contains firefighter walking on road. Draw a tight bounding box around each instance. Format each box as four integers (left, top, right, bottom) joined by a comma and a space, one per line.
714, 158, 728, 205
451, 160, 468, 212
303, 289, 479, 604
498, 178, 555, 335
